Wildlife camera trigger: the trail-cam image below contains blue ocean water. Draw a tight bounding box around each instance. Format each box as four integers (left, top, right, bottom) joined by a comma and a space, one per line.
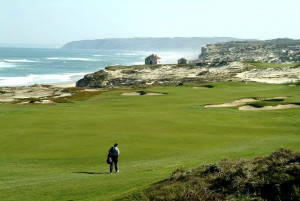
0, 47, 197, 87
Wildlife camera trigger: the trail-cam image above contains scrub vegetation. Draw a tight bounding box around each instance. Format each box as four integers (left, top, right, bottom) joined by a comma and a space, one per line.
120, 148, 300, 201
243, 61, 300, 69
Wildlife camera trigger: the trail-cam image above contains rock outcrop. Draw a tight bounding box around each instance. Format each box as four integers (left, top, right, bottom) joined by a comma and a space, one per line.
0, 85, 72, 104
76, 62, 249, 88
236, 66, 300, 84
76, 38, 300, 88
198, 38, 300, 63
76, 62, 300, 88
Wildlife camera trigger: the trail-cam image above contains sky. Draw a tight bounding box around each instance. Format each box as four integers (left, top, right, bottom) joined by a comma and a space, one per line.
0, 0, 299, 45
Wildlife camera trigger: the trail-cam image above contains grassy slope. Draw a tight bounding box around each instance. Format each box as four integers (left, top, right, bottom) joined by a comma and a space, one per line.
243, 61, 300, 68
0, 82, 300, 201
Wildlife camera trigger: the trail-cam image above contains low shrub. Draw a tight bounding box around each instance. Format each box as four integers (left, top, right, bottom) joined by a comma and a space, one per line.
119, 148, 300, 201
200, 84, 214, 88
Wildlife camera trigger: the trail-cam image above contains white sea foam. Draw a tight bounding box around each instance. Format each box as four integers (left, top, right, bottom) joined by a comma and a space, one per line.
93, 54, 104, 57
0, 61, 17, 69
46, 57, 60, 60
0, 72, 89, 87
46, 57, 91, 61
4, 59, 37, 63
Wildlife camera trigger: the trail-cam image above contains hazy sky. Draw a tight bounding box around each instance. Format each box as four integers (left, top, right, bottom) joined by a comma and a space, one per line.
0, 0, 299, 45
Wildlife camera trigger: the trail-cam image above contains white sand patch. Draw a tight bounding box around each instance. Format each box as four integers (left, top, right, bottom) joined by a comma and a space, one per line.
236, 67, 300, 84
266, 96, 288, 100
40, 100, 53, 104
53, 82, 76, 88
144, 93, 165, 96
0, 98, 15, 103
239, 104, 300, 111
205, 98, 257, 108
56, 93, 72, 98
84, 89, 100, 92
122, 92, 141, 96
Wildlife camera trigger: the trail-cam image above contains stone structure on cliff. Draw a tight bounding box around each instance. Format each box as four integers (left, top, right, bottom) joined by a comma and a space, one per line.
145, 54, 161, 65
178, 58, 188, 64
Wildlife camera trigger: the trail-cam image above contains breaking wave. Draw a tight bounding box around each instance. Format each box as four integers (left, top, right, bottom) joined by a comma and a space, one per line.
0, 61, 18, 69
0, 72, 89, 87
46, 57, 92, 61
4, 59, 37, 63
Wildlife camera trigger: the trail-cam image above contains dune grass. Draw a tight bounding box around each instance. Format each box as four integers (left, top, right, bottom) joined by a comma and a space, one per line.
0, 82, 300, 201
121, 148, 300, 201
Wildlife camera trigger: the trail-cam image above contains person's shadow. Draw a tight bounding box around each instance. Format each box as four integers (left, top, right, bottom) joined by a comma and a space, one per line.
74, 171, 109, 174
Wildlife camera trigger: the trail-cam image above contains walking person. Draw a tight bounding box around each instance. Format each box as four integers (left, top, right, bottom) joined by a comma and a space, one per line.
108, 143, 120, 174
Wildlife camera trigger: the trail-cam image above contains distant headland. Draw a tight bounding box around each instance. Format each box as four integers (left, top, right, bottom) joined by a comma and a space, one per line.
61, 37, 248, 51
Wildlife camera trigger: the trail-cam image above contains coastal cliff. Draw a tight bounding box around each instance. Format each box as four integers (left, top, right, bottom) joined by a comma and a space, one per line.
76, 62, 300, 88
76, 63, 247, 88
198, 38, 300, 63
76, 38, 300, 88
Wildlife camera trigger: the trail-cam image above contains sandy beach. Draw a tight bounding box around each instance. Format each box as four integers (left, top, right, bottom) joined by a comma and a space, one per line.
52, 82, 76, 88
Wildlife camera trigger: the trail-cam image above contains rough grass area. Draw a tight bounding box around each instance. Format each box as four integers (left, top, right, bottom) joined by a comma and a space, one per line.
120, 148, 300, 201
52, 88, 102, 103
243, 61, 300, 69
105, 64, 164, 70
0, 82, 300, 201
105, 64, 197, 71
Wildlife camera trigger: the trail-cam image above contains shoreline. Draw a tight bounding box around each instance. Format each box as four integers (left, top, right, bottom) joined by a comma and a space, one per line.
0, 82, 76, 88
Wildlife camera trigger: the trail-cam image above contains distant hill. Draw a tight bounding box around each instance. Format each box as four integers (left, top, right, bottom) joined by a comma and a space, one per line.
61, 37, 247, 51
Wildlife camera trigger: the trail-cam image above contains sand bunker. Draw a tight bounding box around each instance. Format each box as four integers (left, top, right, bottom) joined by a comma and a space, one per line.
194, 87, 209, 89
239, 104, 300, 111
205, 96, 289, 108
122, 92, 141, 96
144, 93, 165, 96
205, 98, 257, 108
122, 91, 165, 96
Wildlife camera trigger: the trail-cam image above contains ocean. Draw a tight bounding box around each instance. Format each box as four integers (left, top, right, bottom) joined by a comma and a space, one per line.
0, 47, 197, 87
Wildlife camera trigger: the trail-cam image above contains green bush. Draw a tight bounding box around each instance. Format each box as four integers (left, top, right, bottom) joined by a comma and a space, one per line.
120, 148, 300, 201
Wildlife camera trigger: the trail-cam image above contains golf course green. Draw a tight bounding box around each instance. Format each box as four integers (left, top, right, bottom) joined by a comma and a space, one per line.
0, 82, 299, 200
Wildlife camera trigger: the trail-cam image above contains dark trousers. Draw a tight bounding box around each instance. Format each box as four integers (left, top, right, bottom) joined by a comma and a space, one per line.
110, 156, 118, 173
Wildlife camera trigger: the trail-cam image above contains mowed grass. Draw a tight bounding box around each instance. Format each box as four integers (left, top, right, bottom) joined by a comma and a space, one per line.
0, 82, 300, 201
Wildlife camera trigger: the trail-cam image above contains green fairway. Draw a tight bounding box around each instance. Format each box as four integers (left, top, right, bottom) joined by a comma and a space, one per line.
0, 82, 300, 201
